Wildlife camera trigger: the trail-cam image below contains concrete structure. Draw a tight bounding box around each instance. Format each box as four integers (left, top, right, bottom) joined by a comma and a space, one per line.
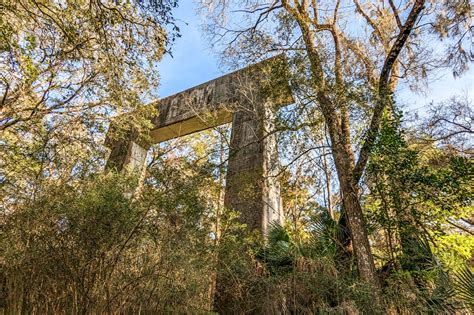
105, 55, 294, 234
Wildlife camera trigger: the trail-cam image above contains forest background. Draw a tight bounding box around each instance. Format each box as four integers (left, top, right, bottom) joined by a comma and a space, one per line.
1, 0, 473, 313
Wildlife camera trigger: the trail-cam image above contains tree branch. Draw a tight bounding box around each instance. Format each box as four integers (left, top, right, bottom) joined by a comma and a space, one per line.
353, 0, 425, 184
353, 0, 386, 45
388, 0, 402, 29
447, 219, 474, 235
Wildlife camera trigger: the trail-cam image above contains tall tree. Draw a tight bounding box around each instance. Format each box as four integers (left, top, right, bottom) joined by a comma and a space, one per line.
1, 0, 178, 131
0, 0, 178, 201
199, 0, 472, 290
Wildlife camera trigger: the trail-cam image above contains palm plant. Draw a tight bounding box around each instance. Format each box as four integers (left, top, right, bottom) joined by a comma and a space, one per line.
426, 270, 457, 313
453, 266, 474, 309
260, 223, 299, 273
259, 208, 342, 273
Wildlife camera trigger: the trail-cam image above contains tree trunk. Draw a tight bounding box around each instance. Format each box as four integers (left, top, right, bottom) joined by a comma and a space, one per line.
339, 175, 379, 289
328, 134, 380, 290
294, 10, 381, 295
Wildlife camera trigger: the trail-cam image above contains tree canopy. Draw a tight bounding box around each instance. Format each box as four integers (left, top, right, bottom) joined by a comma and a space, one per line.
0, 1, 473, 313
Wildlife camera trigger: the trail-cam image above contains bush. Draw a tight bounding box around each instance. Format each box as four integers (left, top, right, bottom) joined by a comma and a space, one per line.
1, 173, 214, 313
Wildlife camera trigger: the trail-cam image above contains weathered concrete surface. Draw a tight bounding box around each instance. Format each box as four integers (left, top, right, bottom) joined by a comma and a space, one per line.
224, 104, 283, 234
105, 54, 293, 233
149, 54, 293, 143
105, 129, 149, 175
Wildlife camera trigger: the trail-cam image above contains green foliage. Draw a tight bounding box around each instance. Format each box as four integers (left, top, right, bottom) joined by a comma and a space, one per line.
363, 110, 473, 312
215, 220, 355, 313
1, 0, 178, 221
1, 0, 176, 130
1, 169, 215, 313
366, 111, 473, 270
453, 267, 474, 309
255, 210, 349, 276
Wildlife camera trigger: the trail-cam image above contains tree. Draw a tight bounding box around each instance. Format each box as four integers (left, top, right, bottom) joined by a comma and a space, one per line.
417, 94, 473, 153
1, 0, 178, 130
366, 111, 473, 269
0, 0, 178, 206
199, 0, 472, 290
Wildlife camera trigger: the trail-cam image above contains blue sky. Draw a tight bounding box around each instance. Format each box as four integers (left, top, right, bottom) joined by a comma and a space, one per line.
158, 3, 473, 113
158, 4, 220, 97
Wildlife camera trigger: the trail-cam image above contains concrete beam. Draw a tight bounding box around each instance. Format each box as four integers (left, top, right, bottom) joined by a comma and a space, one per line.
149, 54, 293, 143
105, 55, 294, 234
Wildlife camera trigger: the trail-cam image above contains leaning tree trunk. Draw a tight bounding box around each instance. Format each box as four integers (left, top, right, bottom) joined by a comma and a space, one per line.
331, 142, 380, 292
340, 174, 379, 287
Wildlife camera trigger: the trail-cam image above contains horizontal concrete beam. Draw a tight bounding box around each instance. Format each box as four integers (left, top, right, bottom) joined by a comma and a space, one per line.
149, 54, 294, 143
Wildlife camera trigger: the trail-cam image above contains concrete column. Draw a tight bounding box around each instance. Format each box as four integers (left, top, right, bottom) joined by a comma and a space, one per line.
105, 131, 149, 198
224, 104, 283, 236
105, 130, 149, 175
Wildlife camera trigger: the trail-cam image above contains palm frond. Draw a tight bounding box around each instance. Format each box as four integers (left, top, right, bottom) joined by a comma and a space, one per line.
268, 222, 290, 245
400, 233, 438, 271
453, 266, 474, 308
262, 223, 295, 271
426, 270, 456, 313
305, 210, 342, 259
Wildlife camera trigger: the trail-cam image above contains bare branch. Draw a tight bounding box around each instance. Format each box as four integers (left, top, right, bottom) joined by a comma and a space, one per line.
388, 0, 402, 29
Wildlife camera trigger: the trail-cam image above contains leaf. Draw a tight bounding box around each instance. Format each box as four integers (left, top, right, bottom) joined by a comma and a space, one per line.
453, 266, 474, 308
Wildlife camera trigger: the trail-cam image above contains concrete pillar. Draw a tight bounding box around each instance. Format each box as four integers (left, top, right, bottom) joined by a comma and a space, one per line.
224, 104, 283, 236
105, 130, 149, 176
105, 131, 149, 198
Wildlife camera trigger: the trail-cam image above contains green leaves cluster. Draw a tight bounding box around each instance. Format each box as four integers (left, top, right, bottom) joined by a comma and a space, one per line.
363, 111, 473, 311
2, 164, 216, 313
1, 0, 177, 228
